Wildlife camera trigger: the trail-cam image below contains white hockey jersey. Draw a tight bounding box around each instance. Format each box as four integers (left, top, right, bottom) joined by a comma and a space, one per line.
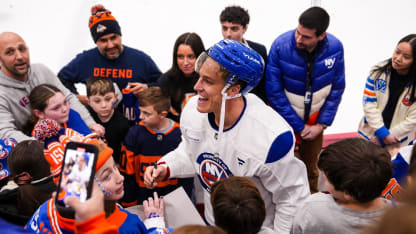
160, 94, 310, 233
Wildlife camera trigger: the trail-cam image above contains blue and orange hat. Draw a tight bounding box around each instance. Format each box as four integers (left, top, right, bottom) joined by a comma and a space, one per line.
88, 4, 121, 43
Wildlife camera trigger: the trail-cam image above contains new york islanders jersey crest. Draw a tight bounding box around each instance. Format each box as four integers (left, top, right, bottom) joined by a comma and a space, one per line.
197, 152, 233, 192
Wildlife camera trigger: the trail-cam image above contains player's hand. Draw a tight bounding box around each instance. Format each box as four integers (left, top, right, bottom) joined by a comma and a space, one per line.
144, 165, 167, 189
383, 134, 399, 145
128, 82, 148, 97
76, 94, 89, 106
89, 123, 105, 137
143, 192, 164, 218
301, 124, 323, 141
64, 182, 105, 223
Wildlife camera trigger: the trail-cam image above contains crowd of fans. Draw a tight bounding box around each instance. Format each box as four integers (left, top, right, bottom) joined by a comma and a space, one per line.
0, 4, 415, 234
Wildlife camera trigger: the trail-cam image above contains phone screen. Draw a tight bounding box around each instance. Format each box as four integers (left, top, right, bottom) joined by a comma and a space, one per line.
55, 142, 98, 210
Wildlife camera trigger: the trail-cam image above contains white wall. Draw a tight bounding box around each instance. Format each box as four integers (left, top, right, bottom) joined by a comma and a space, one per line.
1, 0, 415, 134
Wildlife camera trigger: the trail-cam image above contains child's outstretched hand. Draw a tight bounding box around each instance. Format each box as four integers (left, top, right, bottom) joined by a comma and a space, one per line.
143, 192, 164, 219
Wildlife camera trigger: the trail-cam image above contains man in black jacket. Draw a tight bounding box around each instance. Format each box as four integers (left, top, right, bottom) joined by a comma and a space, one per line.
220, 5, 268, 103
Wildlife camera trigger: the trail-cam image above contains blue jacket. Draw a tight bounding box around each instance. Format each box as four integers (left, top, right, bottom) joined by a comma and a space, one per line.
266, 29, 345, 133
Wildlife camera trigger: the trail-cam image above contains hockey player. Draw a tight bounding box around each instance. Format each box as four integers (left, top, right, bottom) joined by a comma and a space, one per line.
144, 39, 310, 233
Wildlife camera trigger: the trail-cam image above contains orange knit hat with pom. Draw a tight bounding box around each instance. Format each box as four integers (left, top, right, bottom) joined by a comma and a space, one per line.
88, 4, 121, 42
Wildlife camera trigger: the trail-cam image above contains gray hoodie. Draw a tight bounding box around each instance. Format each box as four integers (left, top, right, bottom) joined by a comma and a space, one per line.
0, 63, 95, 142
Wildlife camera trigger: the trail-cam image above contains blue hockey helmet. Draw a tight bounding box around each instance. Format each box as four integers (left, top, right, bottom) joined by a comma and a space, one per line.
206, 39, 264, 95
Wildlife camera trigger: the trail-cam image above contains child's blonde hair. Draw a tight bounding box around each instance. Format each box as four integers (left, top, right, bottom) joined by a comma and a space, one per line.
86, 77, 115, 97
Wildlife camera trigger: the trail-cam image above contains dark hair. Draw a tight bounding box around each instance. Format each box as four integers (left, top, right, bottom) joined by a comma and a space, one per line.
219, 5, 250, 27
163, 32, 205, 114
138, 86, 171, 113
172, 225, 227, 234
23, 84, 63, 135
8, 140, 54, 217
29, 84, 62, 112
318, 138, 392, 203
298, 6, 330, 36
371, 34, 416, 102
211, 176, 265, 234
86, 77, 115, 97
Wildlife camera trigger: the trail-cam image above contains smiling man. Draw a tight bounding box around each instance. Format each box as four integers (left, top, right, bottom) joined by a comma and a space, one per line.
266, 6, 345, 194
144, 39, 309, 233
58, 5, 161, 107
0, 32, 101, 142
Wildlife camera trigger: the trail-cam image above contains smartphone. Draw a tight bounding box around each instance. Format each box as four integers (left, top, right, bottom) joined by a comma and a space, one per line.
55, 141, 98, 217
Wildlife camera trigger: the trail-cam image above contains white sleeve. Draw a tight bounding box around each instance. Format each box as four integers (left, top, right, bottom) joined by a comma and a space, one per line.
255, 131, 310, 233
362, 75, 385, 132
159, 134, 196, 178
389, 103, 416, 139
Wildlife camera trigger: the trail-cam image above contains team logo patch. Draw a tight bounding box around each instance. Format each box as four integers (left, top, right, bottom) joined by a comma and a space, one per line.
0, 169, 8, 180
324, 57, 336, 69
0, 146, 8, 159
96, 24, 107, 33
19, 95, 30, 107
402, 95, 413, 106
4, 138, 17, 148
375, 79, 387, 93
197, 152, 232, 192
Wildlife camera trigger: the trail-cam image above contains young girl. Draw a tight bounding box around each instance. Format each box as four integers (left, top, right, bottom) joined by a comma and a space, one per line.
24, 84, 91, 136
359, 34, 416, 148
0, 140, 55, 225
26, 138, 167, 233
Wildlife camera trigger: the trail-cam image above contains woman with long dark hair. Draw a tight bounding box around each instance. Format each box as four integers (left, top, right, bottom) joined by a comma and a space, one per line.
359, 34, 416, 148
158, 32, 205, 122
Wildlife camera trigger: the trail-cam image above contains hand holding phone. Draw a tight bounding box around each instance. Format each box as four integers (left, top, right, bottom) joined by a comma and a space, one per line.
64, 180, 104, 223
55, 142, 98, 217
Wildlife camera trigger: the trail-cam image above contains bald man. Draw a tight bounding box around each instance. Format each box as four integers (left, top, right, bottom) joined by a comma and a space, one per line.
0, 32, 103, 142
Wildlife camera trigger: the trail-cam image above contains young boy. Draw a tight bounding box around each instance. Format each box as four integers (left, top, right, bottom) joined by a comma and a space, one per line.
291, 138, 392, 234
211, 176, 274, 234
86, 77, 130, 164
120, 86, 193, 206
